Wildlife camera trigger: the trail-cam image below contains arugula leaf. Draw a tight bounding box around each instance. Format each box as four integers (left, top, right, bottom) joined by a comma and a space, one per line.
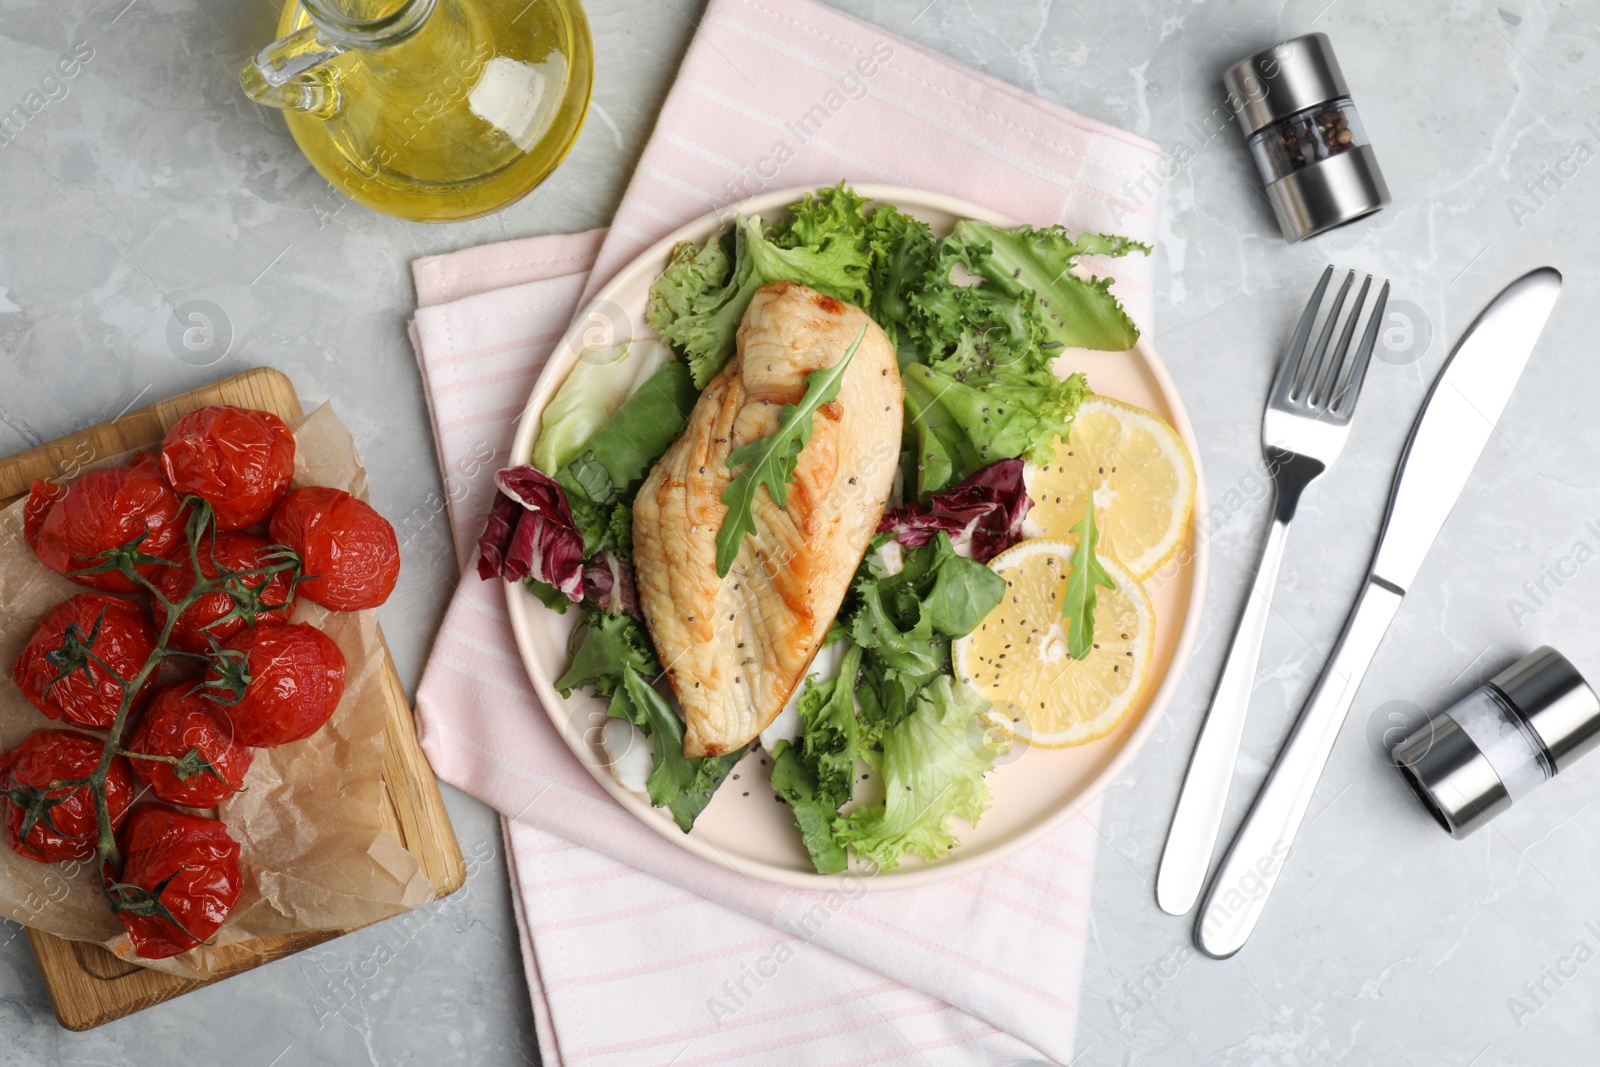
714, 325, 866, 576
832, 676, 1005, 869
1061, 492, 1115, 659
554, 609, 661, 698
618, 665, 747, 832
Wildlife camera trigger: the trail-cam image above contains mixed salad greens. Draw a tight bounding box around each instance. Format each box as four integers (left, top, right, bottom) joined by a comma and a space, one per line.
477, 184, 1146, 873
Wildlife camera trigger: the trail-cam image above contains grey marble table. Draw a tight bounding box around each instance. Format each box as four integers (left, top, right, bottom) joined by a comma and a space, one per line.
1, 0, 1596, 1063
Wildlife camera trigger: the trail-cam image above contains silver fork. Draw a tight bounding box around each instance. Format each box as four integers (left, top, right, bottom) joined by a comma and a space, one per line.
1156, 266, 1389, 917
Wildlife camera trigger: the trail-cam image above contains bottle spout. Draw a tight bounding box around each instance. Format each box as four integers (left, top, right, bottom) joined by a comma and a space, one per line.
240, 25, 348, 117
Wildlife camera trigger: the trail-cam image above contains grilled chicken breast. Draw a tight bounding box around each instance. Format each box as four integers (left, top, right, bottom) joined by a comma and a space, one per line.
634, 282, 903, 758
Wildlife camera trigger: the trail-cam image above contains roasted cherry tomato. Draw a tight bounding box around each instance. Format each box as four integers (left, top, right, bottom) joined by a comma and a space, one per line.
150, 531, 295, 654
112, 805, 242, 959
161, 405, 296, 530
28, 453, 184, 594
0, 730, 135, 863
12, 593, 157, 729
268, 487, 398, 611
208, 623, 346, 747
22, 478, 65, 551
126, 685, 254, 807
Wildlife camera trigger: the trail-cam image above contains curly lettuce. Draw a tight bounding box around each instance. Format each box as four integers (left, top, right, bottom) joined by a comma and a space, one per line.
951, 221, 1148, 353
833, 676, 1006, 869
645, 201, 872, 390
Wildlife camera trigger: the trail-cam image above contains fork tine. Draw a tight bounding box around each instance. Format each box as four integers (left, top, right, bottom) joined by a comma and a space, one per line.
1293, 270, 1354, 405
1309, 274, 1372, 409
1270, 265, 1334, 407
1330, 280, 1390, 417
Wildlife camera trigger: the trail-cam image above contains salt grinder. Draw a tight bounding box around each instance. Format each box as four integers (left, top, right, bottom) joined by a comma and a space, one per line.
1393, 648, 1600, 838
1222, 32, 1391, 241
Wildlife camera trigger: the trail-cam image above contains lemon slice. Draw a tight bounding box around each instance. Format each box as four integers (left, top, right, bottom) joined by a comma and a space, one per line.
953, 539, 1155, 748
1026, 396, 1196, 579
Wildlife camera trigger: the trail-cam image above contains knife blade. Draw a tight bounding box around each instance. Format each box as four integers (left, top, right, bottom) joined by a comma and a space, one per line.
1194, 266, 1562, 959
1371, 267, 1563, 590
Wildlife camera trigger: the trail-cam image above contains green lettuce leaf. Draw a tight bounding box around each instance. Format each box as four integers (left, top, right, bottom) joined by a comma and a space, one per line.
556, 361, 698, 551
833, 676, 1005, 869
888, 230, 1099, 495
524, 576, 574, 614
847, 533, 1005, 740
902, 360, 1090, 496
769, 643, 864, 874
769, 745, 846, 874
605, 499, 634, 563
951, 220, 1148, 352
741, 214, 870, 307
532, 339, 674, 475
618, 665, 746, 832
554, 610, 661, 698
646, 226, 766, 390
773, 182, 872, 250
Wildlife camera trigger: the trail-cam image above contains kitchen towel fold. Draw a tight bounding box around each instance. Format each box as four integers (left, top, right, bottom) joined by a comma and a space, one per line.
410, 0, 1161, 1063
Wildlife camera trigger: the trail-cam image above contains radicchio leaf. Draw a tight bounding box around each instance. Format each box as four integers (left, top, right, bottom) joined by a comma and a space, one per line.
475, 467, 586, 602
582, 552, 640, 617
475, 494, 520, 581
876, 458, 1032, 563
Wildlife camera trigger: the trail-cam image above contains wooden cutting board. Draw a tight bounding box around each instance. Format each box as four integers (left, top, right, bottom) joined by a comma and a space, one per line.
0, 367, 466, 1031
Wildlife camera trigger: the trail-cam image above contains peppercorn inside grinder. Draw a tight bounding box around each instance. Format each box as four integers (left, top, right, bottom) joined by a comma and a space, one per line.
1393, 648, 1600, 838
1222, 32, 1390, 241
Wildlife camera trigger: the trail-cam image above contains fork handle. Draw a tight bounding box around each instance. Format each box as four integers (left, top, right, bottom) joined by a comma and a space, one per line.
1156, 489, 1296, 916
1194, 577, 1404, 958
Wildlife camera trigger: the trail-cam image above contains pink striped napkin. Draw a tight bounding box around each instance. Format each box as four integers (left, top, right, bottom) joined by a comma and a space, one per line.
411, 2, 1161, 1063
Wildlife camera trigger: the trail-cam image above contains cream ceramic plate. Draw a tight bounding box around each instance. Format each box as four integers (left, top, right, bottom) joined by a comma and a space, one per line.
504, 185, 1208, 890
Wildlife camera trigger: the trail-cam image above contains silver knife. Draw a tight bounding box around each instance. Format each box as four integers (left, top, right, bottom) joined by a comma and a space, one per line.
1194, 266, 1562, 959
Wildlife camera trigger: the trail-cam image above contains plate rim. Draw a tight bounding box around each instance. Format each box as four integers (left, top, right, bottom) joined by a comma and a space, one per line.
503, 183, 1209, 891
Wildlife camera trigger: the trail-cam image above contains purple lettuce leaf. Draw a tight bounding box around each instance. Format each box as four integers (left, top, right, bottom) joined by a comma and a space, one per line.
582, 552, 641, 617
876, 458, 1033, 563
475, 466, 586, 602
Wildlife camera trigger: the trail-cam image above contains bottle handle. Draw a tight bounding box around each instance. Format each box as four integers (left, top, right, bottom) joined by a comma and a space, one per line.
239, 24, 348, 116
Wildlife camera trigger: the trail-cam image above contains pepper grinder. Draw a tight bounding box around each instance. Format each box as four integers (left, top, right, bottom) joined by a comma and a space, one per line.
1223, 32, 1391, 241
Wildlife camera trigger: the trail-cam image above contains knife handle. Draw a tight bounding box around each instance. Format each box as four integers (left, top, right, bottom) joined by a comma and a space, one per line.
1157, 507, 1294, 917
1195, 577, 1404, 958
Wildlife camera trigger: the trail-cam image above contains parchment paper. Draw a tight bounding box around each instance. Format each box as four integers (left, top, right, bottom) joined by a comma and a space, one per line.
0, 402, 434, 979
